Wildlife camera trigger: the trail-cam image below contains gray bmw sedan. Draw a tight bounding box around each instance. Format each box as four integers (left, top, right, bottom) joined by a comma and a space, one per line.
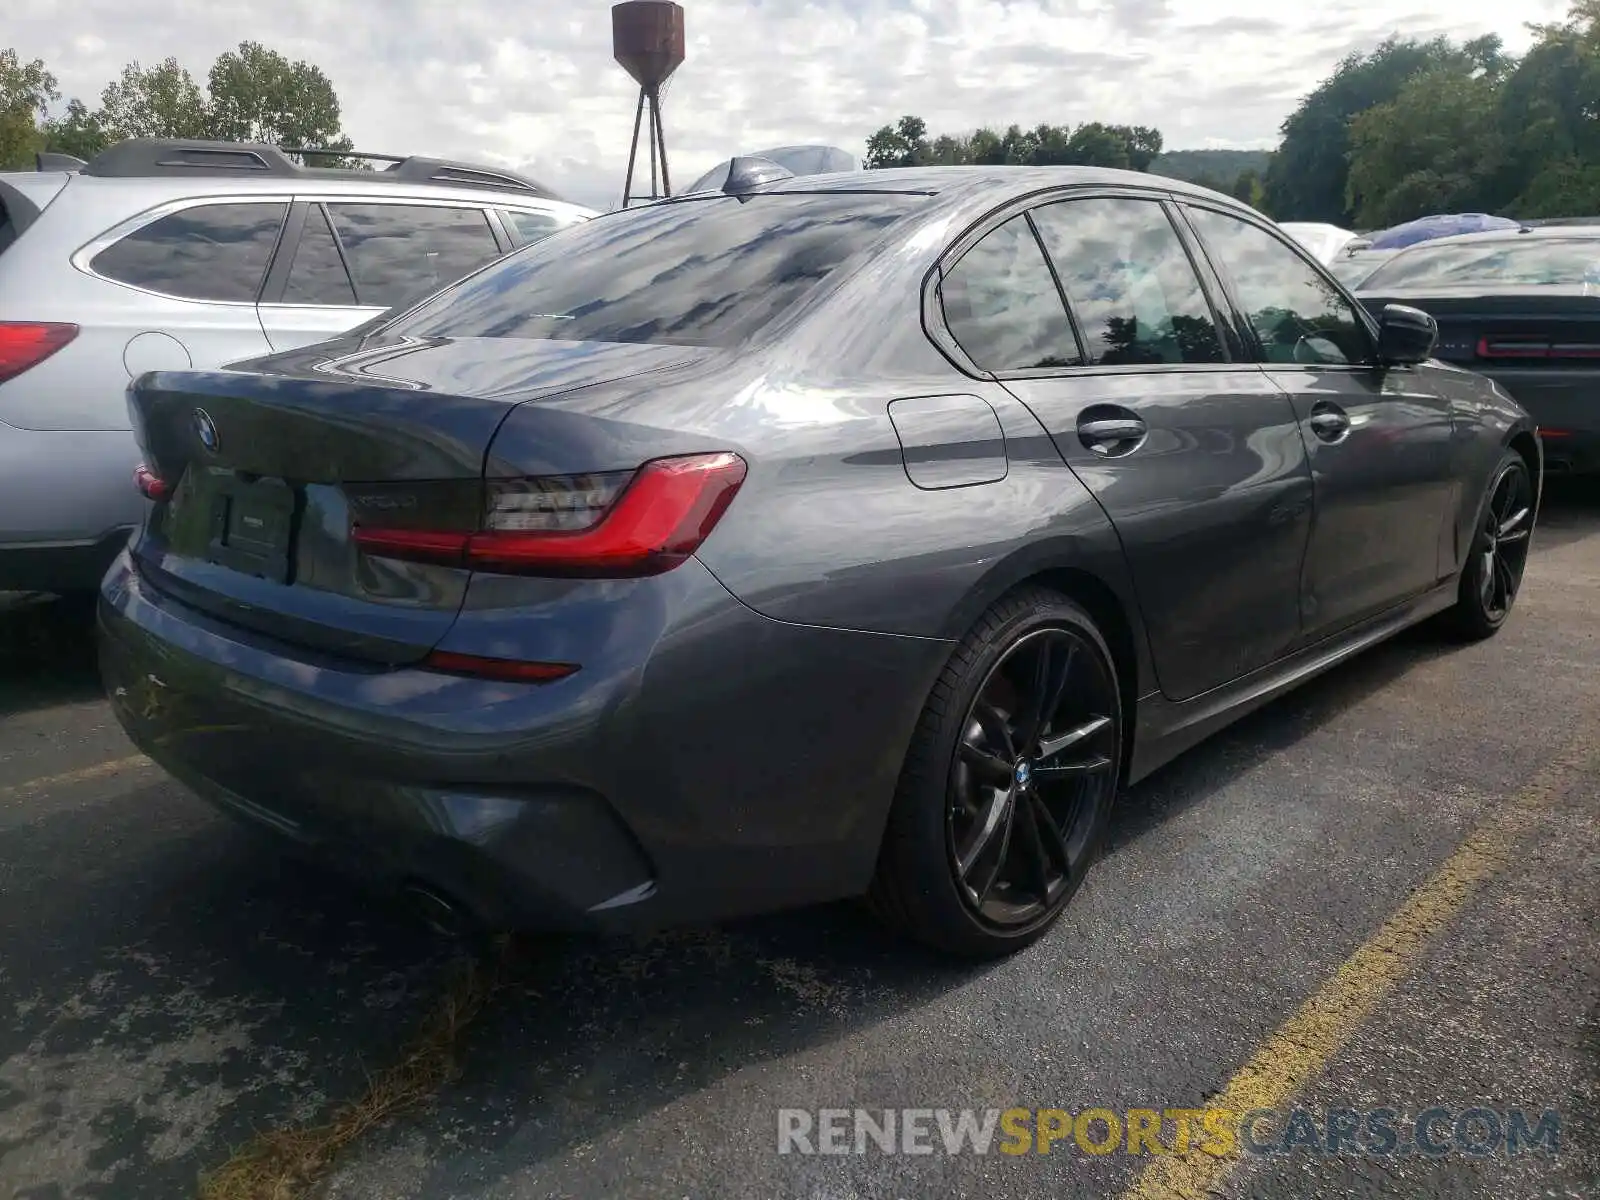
100, 163, 1541, 957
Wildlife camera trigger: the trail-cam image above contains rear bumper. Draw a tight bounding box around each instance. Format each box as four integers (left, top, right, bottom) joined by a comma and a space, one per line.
1477, 369, 1600, 473
0, 420, 147, 589
0, 526, 135, 592
98, 552, 948, 932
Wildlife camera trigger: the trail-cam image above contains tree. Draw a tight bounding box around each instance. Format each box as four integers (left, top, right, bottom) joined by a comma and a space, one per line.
1264, 36, 1473, 224
1345, 64, 1504, 226
41, 97, 108, 160
205, 40, 352, 152
1493, 5, 1600, 214
864, 116, 1162, 172
864, 115, 928, 168
0, 49, 57, 169
96, 57, 209, 141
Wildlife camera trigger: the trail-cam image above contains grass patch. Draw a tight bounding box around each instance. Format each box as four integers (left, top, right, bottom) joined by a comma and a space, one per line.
199, 939, 511, 1200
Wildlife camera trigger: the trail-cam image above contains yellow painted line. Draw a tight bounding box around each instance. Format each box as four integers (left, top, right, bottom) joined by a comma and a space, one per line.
0, 753, 154, 802
1123, 728, 1599, 1200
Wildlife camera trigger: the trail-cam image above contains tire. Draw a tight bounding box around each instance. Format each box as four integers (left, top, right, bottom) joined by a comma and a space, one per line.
1440, 449, 1536, 642
869, 587, 1124, 958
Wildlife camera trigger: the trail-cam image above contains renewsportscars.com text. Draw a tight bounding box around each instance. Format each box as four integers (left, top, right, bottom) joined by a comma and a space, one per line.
776, 1106, 1562, 1158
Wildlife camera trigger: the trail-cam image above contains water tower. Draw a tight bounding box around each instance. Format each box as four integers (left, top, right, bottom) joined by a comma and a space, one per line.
613, 1, 685, 207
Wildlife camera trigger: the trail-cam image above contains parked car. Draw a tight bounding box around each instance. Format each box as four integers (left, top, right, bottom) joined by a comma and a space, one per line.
1277, 221, 1357, 264
1327, 245, 1396, 288
0, 138, 596, 593
101, 164, 1540, 958
1356, 224, 1600, 475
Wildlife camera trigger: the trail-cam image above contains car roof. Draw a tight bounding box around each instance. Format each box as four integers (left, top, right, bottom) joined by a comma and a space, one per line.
8, 171, 596, 214
1391, 225, 1600, 250
668, 164, 1255, 229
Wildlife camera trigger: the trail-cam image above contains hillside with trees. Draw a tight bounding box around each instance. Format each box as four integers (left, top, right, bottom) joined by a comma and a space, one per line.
863, 1, 1600, 226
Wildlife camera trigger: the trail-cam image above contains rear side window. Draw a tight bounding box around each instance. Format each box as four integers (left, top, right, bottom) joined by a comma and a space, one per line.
91, 202, 287, 302
391, 193, 923, 349
941, 216, 1081, 371
327, 204, 501, 308
281, 206, 357, 306
1031, 198, 1225, 366
1186, 207, 1373, 366
501, 208, 586, 246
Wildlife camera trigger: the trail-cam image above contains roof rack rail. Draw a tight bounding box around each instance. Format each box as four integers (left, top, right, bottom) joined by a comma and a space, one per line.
36, 152, 88, 172
79, 138, 565, 201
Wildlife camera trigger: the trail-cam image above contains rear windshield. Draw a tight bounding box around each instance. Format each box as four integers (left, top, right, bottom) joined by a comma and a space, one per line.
388, 192, 924, 348
1359, 238, 1600, 291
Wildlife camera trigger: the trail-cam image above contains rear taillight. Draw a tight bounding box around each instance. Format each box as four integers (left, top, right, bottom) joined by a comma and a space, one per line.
0, 322, 78, 385
134, 463, 171, 501
353, 451, 748, 578
1477, 335, 1600, 360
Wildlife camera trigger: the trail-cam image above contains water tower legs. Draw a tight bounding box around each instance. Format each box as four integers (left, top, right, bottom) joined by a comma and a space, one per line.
621, 85, 672, 207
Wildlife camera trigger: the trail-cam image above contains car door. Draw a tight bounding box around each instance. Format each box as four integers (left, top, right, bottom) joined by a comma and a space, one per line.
256, 200, 508, 352
1179, 204, 1457, 643
941, 195, 1315, 702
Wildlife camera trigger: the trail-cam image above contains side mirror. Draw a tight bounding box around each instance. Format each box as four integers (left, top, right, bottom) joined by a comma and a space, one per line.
1377, 304, 1437, 365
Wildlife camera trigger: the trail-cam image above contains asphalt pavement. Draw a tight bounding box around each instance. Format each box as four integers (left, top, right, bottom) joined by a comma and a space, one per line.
2, 481, 1597, 1200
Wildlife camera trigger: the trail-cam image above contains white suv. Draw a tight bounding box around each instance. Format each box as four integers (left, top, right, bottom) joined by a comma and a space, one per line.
0, 138, 595, 592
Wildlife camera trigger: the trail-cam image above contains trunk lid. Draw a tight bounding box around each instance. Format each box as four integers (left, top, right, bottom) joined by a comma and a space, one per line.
1358, 289, 1600, 367
127, 335, 700, 662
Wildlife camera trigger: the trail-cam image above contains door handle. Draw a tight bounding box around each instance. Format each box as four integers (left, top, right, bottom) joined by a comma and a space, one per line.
1078, 414, 1148, 455
1307, 402, 1351, 443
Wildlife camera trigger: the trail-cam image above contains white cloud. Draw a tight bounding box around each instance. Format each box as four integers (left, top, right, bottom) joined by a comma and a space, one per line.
10, 0, 1571, 209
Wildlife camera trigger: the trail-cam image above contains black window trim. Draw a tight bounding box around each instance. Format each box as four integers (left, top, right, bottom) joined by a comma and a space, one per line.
1175, 199, 1384, 372
924, 183, 1247, 382
72, 194, 294, 307
259, 200, 366, 309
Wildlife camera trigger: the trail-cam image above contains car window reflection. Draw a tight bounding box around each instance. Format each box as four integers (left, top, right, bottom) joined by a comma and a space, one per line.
395, 194, 921, 349
941, 216, 1081, 371
1031, 198, 1225, 367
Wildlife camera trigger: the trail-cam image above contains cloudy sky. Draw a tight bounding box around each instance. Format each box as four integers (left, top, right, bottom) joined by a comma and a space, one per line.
12, 0, 1571, 210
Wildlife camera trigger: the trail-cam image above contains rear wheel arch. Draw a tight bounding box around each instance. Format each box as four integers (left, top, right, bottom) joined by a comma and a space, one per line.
1508, 430, 1541, 497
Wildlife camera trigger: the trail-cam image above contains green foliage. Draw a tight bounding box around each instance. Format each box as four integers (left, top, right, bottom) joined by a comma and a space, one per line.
0, 40, 354, 170
1345, 64, 1503, 227
1270, 3, 1600, 225
97, 57, 209, 141
0, 48, 58, 169
864, 115, 1162, 171
1152, 149, 1273, 184
1264, 35, 1472, 224
206, 41, 351, 152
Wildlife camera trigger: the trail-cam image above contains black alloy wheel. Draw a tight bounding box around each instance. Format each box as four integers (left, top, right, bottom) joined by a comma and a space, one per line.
1477, 458, 1534, 624
870, 588, 1123, 957
1445, 451, 1535, 641
949, 627, 1118, 929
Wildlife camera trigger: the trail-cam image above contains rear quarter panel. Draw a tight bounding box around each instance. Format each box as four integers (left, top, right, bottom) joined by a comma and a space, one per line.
1422, 360, 1541, 571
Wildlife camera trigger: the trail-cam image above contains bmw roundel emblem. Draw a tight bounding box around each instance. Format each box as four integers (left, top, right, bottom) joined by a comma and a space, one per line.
1015, 760, 1032, 786
193, 408, 219, 453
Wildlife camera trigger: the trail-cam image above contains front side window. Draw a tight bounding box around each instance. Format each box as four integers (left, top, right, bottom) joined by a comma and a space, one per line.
1186, 207, 1373, 366
1030, 197, 1225, 366
391, 193, 924, 348
940, 216, 1080, 372
281, 206, 356, 306
327, 204, 502, 308
91, 202, 287, 302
